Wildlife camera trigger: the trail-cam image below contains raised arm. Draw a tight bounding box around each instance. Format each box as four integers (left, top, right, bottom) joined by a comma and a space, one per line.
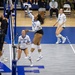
27, 5, 34, 20
5, 4, 14, 19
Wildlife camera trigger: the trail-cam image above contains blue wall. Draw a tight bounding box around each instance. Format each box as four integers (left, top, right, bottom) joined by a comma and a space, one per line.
5, 27, 75, 44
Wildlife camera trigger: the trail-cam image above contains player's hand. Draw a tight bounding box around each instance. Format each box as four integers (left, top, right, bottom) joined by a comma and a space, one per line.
25, 5, 29, 9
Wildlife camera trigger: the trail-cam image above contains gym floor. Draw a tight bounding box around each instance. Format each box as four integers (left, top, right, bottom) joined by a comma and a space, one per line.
0, 44, 75, 75
0, 10, 75, 75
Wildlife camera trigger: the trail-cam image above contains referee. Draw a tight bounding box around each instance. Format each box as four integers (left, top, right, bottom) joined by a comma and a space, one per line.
0, 5, 14, 60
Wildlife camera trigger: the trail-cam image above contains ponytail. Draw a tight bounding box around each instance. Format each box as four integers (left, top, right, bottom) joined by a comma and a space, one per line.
37, 14, 44, 25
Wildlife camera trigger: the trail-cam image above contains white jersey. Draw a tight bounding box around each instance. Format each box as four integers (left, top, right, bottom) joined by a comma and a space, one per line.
18, 35, 31, 49
57, 13, 66, 27
28, 12, 42, 32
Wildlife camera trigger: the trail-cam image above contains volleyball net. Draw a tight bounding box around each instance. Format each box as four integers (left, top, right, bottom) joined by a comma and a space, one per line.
4, 0, 17, 75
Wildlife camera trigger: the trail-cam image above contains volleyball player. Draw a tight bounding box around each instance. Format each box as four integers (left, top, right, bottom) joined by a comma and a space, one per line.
17, 30, 33, 66
25, 5, 44, 62
0, 5, 14, 61
53, 8, 66, 44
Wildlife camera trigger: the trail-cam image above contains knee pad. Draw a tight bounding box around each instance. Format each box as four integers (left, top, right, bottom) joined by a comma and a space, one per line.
31, 44, 36, 49
56, 34, 61, 38
37, 45, 41, 50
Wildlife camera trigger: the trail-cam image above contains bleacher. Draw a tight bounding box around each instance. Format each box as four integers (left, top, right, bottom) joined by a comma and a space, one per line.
32, 4, 49, 10
0, 2, 50, 10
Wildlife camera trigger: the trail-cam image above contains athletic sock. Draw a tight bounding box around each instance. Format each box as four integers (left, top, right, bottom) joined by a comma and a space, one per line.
56, 34, 65, 39
56, 35, 61, 43
38, 52, 42, 57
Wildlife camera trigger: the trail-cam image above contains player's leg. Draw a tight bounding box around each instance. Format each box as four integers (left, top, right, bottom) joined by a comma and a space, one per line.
24, 48, 33, 66
31, 34, 38, 53
0, 43, 4, 62
24, 48, 29, 57
0, 43, 3, 57
36, 33, 43, 61
0, 35, 5, 61
17, 49, 22, 60
0, 44, 8, 62
50, 8, 53, 18
0, 33, 9, 62
0, 50, 2, 57
55, 8, 58, 18
29, 34, 39, 66
56, 27, 66, 44
55, 27, 61, 44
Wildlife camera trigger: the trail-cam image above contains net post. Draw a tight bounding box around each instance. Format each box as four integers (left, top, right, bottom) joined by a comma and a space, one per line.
12, 45, 17, 75
14, 0, 17, 43
12, 60, 17, 75
12, 0, 17, 74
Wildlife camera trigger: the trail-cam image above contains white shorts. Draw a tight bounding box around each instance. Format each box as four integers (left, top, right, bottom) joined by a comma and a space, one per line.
58, 23, 65, 28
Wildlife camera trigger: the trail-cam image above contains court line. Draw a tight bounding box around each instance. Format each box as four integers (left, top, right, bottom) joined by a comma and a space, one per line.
66, 36, 75, 54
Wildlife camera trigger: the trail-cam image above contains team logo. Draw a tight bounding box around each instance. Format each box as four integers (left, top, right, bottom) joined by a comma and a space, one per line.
0, 62, 45, 75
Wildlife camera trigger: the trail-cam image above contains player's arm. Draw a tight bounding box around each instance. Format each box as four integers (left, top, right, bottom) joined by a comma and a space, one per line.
26, 36, 31, 45
5, 4, 14, 19
27, 5, 34, 20
25, 29, 35, 32
53, 21, 58, 27
26, 22, 41, 32
25, 24, 36, 32
53, 15, 59, 27
17, 37, 20, 50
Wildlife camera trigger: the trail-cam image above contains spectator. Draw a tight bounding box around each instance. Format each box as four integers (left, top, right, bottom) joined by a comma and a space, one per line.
28, 0, 32, 5
32, 0, 38, 5
20, 0, 28, 9
20, 0, 32, 9
12, 0, 18, 4
12, 0, 15, 4
38, 0, 47, 19
38, 0, 46, 8
20, 0, 24, 9
65, 0, 71, 7
0, 0, 3, 7
72, 0, 75, 10
49, 0, 58, 18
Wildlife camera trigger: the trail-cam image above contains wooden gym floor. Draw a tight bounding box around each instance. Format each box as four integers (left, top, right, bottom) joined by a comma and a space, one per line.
0, 10, 75, 27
